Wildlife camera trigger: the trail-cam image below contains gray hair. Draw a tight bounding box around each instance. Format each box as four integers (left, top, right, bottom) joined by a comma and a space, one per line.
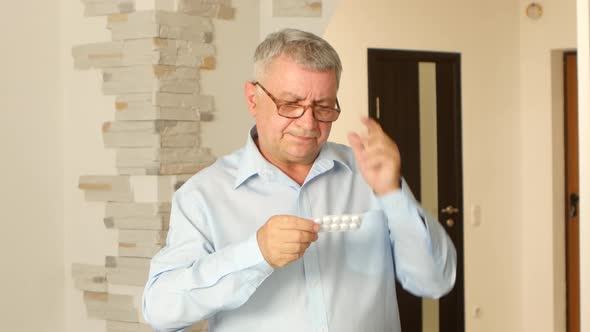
253, 28, 342, 87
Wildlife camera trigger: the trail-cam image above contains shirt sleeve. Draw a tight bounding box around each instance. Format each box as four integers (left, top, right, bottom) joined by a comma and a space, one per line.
142, 188, 274, 332
377, 179, 457, 299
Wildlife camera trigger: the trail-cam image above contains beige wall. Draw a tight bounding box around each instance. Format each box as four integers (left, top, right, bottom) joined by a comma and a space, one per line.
519, 1, 576, 331
0, 1, 65, 332
62, 0, 118, 331
200, 1, 260, 157
61, 1, 261, 331
324, 0, 523, 331
258, 0, 341, 39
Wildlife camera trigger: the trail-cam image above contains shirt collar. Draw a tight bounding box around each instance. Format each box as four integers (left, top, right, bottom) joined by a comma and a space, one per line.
232, 126, 353, 190
233, 126, 267, 189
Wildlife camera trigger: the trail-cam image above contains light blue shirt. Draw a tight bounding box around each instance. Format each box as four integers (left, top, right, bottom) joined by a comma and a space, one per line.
143, 127, 456, 332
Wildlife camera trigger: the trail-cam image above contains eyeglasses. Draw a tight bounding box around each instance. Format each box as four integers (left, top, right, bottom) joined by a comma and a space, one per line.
253, 81, 341, 123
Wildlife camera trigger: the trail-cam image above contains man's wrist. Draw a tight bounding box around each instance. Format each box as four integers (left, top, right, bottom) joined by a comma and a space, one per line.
374, 177, 402, 196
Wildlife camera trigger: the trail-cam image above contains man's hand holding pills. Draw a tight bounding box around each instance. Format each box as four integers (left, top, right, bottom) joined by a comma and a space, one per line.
257, 215, 320, 268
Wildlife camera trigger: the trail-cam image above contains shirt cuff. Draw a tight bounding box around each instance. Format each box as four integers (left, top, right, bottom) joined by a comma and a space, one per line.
376, 188, 410, 216
240, 232, 274, 288
377, 187, 428, 237
244, 232, 274, 273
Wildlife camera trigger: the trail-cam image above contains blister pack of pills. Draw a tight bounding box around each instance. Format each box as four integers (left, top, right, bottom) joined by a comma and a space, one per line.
313, 214, 363, 232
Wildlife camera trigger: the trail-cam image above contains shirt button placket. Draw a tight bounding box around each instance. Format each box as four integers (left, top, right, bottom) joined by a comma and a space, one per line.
299, 188, 329, 331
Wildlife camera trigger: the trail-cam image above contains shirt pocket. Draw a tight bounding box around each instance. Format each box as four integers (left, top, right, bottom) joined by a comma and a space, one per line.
343, 209, 391, 275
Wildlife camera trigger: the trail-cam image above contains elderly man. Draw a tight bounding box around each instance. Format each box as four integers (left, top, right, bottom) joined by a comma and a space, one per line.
143, 28, 456, 332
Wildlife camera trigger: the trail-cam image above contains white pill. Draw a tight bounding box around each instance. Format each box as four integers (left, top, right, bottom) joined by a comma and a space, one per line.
314, 214, 365, 232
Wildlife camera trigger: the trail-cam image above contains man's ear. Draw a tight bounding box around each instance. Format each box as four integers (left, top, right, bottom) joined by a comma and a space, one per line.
244, 81, 257, 117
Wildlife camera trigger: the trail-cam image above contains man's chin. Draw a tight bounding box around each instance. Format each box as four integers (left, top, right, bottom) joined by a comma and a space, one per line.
285, 148, 320, 164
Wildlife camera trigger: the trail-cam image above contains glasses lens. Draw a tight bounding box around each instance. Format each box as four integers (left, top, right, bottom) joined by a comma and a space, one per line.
314, 108, 339, 122
278, 105, 340, 122
278, 104, 303, 117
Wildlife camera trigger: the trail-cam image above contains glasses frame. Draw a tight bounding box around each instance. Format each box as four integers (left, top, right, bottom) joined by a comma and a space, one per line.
253, 81, 341, 123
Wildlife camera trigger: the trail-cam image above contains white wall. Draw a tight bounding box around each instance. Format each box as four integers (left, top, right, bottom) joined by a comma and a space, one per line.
0, 1, 65, 332
519, 1, 577, 331
324, 1, 523, 331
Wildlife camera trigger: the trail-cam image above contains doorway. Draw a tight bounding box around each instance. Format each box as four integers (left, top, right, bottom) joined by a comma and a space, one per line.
367, 49, 464, 332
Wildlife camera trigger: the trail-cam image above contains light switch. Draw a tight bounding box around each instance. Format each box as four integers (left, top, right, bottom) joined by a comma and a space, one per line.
473, 305, 482, 318
470, 205, 481, 227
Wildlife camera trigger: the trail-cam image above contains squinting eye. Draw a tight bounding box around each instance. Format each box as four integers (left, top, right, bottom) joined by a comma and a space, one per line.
316, 105, 336, 111
280, 104, 302, 111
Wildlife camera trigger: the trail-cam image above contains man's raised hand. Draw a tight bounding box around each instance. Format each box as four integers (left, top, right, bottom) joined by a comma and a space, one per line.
347, 116, 401, 196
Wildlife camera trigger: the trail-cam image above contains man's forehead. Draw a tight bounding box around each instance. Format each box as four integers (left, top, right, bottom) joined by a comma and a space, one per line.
268, 54, 335, 75
276, 90, 335, 103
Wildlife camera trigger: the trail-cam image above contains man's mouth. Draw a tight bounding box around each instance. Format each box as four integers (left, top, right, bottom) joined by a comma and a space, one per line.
286, 130, 320, 140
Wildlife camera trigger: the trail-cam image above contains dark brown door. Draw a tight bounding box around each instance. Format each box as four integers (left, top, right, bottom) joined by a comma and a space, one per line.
368, 49, 464, 332
564, 51, 579, 332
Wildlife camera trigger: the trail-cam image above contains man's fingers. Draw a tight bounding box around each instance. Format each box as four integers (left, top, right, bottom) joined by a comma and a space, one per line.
259, 215, 320, 268
347, 132, 366, 164
361, 116, 383, 134
347, 132, 364, 153
350, 116, 386, 151
283, 229, 318, 243
280, 242, 311, 254
278, 216, 319, 232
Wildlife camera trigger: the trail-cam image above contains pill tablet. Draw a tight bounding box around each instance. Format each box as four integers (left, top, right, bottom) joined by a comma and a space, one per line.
314, 214, 363, 232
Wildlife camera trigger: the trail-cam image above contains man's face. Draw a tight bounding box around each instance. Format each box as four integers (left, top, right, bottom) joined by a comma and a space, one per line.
245, 55, 338, 167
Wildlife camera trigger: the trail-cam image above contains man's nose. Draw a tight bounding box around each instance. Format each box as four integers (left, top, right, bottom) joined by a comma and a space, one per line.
296, 105, 318, 128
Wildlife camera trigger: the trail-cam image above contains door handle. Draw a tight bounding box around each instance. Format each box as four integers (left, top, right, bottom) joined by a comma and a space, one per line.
570, 193, 579, 217
441, 205, 460, 214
